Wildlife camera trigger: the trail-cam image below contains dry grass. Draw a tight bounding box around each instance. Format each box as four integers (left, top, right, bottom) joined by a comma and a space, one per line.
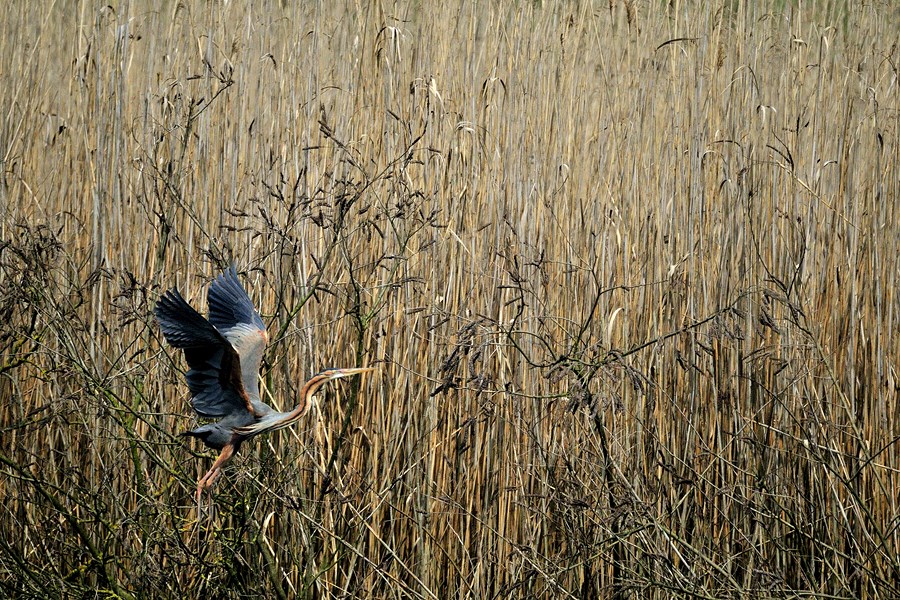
1, 0, 898, 597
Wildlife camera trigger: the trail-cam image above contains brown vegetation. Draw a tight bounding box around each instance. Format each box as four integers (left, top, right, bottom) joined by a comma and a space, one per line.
1, 0, 897, 597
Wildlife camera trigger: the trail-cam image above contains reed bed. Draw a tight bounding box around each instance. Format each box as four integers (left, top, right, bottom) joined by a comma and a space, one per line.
0, 0, 897, 597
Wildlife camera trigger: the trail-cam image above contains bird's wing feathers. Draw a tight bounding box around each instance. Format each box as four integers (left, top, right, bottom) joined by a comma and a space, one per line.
206, 266, 269, 409
155, 288, 257, 418
207, 265, 266, 332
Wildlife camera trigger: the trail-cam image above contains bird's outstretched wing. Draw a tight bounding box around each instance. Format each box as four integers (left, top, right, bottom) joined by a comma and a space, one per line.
155, 288, 256, 418
206, 266, 269, 410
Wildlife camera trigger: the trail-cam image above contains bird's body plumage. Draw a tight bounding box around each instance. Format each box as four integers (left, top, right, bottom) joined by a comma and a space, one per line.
154, 266, 373, 498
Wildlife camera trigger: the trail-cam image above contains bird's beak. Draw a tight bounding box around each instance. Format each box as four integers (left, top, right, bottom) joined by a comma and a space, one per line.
322, 366, 376, 379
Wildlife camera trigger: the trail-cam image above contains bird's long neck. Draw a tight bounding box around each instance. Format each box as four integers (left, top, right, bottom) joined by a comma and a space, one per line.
284, 374, 331, 422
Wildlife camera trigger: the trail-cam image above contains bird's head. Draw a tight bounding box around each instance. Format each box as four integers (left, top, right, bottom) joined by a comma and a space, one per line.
304, 367, 375, 398
299, 367, 376, 414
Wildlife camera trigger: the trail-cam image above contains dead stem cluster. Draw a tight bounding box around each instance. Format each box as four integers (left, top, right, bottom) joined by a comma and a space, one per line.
0, 1, 897, 598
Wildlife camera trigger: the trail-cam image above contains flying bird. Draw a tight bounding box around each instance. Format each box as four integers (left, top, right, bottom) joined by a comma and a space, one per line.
154, 265, 373, 499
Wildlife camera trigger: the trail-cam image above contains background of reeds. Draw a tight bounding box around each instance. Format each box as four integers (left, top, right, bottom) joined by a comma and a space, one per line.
1, 0, 897, 597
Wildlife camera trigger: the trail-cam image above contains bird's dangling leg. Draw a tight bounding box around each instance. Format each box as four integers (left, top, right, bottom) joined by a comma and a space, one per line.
195, 443, 236, 502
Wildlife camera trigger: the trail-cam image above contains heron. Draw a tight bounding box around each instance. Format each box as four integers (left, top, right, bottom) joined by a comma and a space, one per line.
154, 265, 373, 499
